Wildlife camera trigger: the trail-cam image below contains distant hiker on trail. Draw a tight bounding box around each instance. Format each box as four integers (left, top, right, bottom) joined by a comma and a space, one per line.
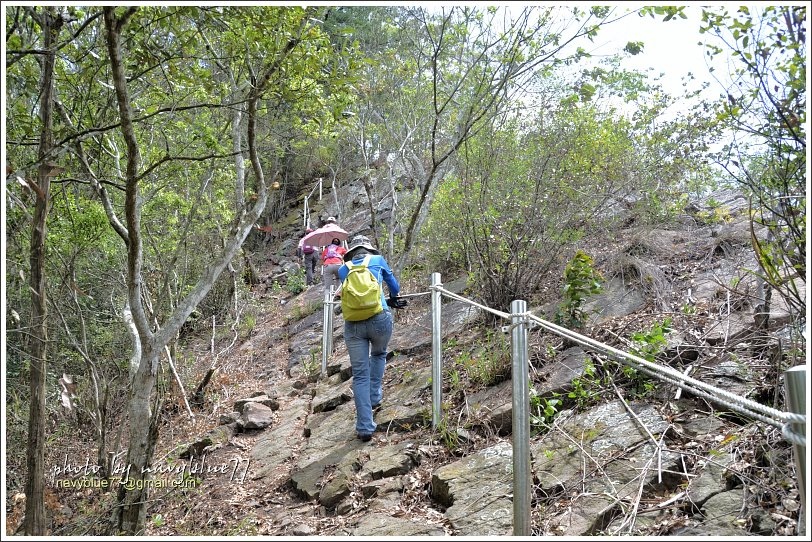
321, 237, 347, 293
296, 228, 319, 286
337, 235, 401, 442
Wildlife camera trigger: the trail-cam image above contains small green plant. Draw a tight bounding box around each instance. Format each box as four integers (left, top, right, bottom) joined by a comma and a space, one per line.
449, 369, 462, 395
286, 299, 321, 323
302, 349, 320, 380
730, 276, 741, 288
152, 514, 165, 528
567, 359, 598, 408
238, 312, 257, 338
530, 386, 561, 433
697, 204, 733, 224
554, 251, 603, 329
453, 330, 510, 388
630, 319, 671, 362
624, 319, 671, 397
286, 268, 307, 294
435, 410, 461, 452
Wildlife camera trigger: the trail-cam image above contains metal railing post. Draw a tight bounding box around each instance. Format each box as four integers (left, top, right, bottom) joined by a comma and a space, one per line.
327, 285, 335, 363
784, 364, 806, 532
511, 299, 531, 536
431, 273, 442, 429
321, 286, 332, 377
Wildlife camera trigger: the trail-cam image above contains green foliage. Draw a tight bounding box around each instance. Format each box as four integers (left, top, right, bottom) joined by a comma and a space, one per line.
285, 268, 307, 295
421, 58, 712, 307
621, 319, 671, 398
286, 299, 321, 324
452, 329, 511, 388
529, 386, 561, 433
554, 251, 603, 329
435, 412, 461, 453
619, 364, 658, 398
630, 319, 672, 362
700, 5, 806, 321
696, 205, 733, 225
238, 312, 257, 339
567, 359, 599, 408
639, 6, 687, 22
448, 369, 462, 396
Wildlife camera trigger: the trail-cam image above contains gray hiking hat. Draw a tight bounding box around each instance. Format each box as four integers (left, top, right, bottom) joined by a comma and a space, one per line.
344, 235, 379, 261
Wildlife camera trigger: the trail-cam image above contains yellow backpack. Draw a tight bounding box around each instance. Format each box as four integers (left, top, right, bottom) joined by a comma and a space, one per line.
341, 255, 383, 321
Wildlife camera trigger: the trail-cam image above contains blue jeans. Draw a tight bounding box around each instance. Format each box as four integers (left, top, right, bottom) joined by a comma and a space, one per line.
344, 310, 393, 435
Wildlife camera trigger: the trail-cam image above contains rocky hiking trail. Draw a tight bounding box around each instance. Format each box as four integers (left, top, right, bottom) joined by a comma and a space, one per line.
144, 189, 803, 537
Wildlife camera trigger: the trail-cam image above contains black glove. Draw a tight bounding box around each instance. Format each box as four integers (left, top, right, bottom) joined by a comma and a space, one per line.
388, 295, 408, 309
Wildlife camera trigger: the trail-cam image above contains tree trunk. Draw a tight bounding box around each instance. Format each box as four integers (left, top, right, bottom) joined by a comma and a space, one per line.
102, 6, 278, 533
24, 7, 62, 535
115, 348, 160, 534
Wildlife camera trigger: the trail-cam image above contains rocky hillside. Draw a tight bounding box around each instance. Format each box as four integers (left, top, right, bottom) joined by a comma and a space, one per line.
15, 183, 802, 536
120, 184, 804, 537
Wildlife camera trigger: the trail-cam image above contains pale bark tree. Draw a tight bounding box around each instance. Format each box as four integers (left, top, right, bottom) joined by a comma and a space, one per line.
341, 6, 615, 275
100, 6, 322, 532
395, 6, 615, 275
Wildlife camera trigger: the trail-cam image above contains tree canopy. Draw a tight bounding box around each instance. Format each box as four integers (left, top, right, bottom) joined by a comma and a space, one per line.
4, 4, 804, 535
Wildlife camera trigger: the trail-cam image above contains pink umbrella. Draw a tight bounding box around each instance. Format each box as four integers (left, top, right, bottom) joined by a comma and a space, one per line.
300, 223, 349, 247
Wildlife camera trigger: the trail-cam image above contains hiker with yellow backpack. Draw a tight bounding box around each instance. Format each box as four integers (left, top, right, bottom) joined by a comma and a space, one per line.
337, 235, 406, 442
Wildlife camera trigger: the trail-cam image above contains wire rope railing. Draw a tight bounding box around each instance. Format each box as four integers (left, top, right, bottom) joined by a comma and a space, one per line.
302, 177, 324, 229
429, 282, 805, 441
319, 272, 807, 536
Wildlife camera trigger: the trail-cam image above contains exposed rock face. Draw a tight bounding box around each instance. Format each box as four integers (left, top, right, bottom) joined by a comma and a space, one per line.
240, 402, 275, 430
430, 441, 515, 535
179, 192, 801, 537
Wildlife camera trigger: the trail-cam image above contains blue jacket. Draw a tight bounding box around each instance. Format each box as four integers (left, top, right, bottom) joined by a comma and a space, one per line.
338, 253, 400, 311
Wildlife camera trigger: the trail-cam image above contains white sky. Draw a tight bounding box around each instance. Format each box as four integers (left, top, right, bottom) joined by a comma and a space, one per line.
586, 4, 733, 102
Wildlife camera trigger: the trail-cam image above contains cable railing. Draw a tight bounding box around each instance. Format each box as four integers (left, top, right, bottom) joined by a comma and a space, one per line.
302, 177, 324, 230
319, 272, 807, 536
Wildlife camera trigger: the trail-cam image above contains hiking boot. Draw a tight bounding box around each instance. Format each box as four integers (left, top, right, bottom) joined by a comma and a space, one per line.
357, 433, 372, 442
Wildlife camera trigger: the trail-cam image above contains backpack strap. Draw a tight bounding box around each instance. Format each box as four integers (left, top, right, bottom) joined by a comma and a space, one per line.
347, 254, 371, 267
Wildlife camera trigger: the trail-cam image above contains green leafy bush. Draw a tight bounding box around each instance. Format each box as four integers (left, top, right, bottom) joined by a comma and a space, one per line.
554, 251, 603, 329
285, 268, 307, 294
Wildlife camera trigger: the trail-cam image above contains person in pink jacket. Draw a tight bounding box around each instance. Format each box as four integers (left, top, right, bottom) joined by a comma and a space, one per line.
321, 237, 347, 293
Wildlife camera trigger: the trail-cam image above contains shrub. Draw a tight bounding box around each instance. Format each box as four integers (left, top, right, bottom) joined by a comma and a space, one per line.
554, 251, 603, 329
